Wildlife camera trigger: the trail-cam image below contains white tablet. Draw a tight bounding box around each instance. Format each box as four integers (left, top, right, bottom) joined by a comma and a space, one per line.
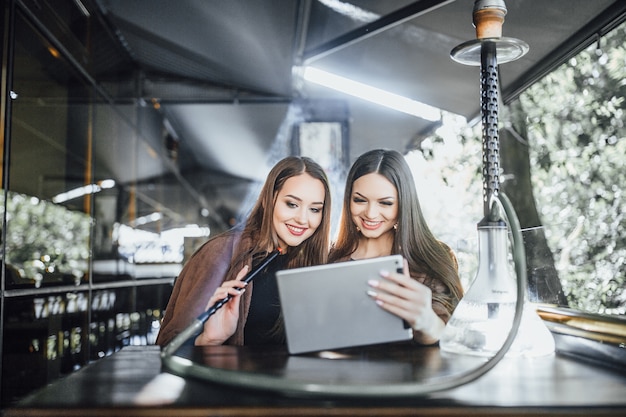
276, 255, 412, 354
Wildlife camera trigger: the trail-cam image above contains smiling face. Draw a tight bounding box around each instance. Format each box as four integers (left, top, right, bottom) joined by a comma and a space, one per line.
272, 173, 326, 250
350, 173, 399, 240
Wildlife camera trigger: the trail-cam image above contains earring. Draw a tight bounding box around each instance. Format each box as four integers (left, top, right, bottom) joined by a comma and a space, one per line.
393, 224, 398, 230
356, 226, 361, 232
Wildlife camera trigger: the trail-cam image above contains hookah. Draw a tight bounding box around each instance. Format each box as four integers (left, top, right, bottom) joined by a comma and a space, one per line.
439, 0, 555, 358
161, 1, 554, 397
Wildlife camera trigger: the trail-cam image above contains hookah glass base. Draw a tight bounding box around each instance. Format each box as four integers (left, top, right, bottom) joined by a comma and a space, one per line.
440, 222, 555, 358
440, 300, 555, 358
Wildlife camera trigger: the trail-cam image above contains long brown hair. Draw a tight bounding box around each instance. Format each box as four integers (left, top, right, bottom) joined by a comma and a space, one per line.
231, 156, 331, 272
330, 149, 463, 313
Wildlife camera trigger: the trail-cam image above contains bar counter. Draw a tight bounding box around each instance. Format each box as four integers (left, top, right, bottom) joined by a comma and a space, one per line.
6, 341, 626, 417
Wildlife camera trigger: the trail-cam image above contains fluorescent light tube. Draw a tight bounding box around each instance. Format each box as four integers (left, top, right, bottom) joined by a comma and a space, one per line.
303, 66, 441, 122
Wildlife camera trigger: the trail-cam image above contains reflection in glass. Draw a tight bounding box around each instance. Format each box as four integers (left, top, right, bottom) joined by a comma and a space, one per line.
3, 191, 90, 288
1, 7, 182, 406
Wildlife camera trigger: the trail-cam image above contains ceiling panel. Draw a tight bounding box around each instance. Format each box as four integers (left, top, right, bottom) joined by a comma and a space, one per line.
88, 0, 625, 231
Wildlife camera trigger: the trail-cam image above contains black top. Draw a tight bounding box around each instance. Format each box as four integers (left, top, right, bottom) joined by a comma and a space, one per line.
243, 254, 288, 346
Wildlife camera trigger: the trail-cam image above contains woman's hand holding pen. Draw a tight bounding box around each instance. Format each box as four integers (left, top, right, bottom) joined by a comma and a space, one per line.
367, 258, 445, 345
194, 265, 250, 346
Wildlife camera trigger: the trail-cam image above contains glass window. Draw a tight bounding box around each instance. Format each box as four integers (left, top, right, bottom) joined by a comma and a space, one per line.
1, 6, 180, 405
5, 13, 94, 289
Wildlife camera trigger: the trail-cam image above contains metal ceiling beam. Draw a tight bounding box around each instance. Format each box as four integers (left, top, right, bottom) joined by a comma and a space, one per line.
97, 75, 291, 105
302, 0, 455, 64
293, 0, 313, 66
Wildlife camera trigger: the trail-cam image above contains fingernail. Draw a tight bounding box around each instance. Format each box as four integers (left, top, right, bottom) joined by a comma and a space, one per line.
368, 279, 380, 287
379, 270, 390, 277
366, 290, 377, 297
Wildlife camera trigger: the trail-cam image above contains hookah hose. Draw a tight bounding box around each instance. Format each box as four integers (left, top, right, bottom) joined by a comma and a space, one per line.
161, 249, 282, 359
160, 198, 526, 397
393, 192, 527, 395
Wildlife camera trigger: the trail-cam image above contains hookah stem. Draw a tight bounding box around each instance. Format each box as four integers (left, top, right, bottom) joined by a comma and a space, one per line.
481, 40, 501, 219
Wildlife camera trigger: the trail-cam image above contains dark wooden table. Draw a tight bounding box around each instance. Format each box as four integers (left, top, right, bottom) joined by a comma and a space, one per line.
6, 341, 626, 417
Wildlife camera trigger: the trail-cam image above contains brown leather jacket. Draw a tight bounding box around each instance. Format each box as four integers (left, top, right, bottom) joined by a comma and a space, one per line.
156, 230, 254, 347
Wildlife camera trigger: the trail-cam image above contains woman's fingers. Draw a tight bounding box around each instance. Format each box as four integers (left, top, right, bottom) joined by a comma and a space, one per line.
365, 259, 445, 343
367, 266, 432, 329
208, 264, 250, 306
196, 269, 249, 346
235, 265, 249, 281
206, 279, 247, 307
371, 269, 426, 302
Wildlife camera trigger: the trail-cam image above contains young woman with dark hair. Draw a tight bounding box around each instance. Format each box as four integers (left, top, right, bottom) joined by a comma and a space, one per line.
330, 149, 463, 345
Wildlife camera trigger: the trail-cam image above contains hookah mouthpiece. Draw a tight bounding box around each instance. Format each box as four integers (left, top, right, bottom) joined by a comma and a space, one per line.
473, 0, 507, 39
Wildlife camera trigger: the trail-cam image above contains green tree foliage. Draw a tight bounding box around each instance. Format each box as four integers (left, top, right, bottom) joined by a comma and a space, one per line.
518, 21, 626, 314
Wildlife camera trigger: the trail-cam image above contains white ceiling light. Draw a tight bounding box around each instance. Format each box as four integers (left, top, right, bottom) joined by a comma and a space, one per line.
302, 66, 441, 122
52, 179, 116, 203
